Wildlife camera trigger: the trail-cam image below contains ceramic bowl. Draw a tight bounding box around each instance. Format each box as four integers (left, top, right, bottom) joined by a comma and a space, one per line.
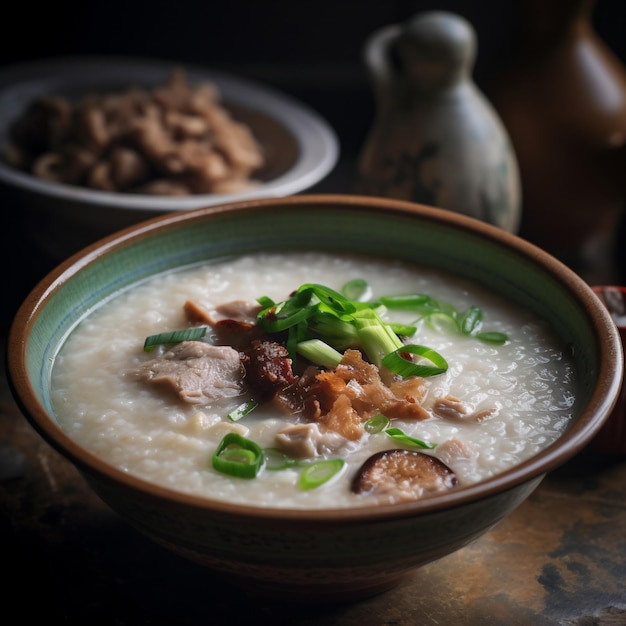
7, 195, 623, 602
0, 56, 339, 260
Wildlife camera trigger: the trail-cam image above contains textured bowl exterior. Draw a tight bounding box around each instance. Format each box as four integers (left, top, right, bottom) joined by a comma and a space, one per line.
7, 195, 624, 600
81, 466, 543, 601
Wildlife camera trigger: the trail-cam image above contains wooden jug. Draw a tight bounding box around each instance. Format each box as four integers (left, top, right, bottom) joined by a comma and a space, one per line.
488, 0, 626, 273
356, 11, 521, 233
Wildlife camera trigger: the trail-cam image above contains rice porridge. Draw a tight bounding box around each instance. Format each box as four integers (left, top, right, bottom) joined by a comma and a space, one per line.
50, 252, 577, 509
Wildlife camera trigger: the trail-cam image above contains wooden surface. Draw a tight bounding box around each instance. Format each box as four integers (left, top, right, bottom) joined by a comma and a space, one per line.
2, 166, 625, 625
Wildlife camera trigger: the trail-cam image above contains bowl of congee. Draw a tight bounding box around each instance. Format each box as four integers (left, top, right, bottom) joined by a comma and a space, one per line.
7, 194, 623, 601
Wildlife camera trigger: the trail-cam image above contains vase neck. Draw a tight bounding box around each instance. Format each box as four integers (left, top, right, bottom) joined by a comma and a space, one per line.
521, 0, 595, 44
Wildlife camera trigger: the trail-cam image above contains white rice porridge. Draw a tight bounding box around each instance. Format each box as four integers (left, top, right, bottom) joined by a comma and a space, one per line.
50, 252, 577, 509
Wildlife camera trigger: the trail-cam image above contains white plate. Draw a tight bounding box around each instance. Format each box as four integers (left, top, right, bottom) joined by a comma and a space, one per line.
0, 55, 340, 212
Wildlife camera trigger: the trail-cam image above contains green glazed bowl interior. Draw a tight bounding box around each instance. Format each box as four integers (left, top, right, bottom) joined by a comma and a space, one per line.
8, 194, 624, 519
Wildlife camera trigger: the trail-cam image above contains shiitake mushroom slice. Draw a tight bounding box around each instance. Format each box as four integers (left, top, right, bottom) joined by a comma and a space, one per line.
351, 449, 458, 501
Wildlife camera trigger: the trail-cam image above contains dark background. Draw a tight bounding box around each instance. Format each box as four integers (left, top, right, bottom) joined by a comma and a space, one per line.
2, 0, 626, 160
1, 0, 625, 314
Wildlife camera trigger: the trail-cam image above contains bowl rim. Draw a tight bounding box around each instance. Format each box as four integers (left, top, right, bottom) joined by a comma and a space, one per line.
0, 54, 339, 211
7, 194, 624, 523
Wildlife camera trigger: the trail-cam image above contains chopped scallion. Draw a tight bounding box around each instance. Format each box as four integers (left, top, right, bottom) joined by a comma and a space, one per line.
296, 339, 343, 369
143, 327, 207, 352
388, 321, 418, 337
475, 331, 508, 345
257, 303, 319, 333
263, 447, 300, 470
227, 399, 258, 422
379, 291, 507, 344
426, 312, 460, 335
385, 427, 436, 449
212, 433, 264, 479
379, 293, 441, 311
364, 413, 390, 434
382, 344, 448, 378
459, 305, 483, 335
298, 459, 345, 490
355, 319, 404, 370
341, 279, 371, 301
255, 280, 506, 376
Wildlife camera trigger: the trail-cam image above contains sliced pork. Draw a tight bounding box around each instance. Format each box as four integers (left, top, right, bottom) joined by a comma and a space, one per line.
431, 395, 498, 423
183, 299, 262, 327
135, 340, 244, 404
274, 422, 355, 459
183, 299, 267, 349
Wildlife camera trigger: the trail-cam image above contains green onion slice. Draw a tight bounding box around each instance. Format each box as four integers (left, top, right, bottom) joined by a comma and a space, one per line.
475, 331, 508, 345
382, 344, 448, 378
255, 281, 506, 372
459, 305, 483, 335
298, 459, 345, 490
378, 294, 440, 311
364, 413, 390, 434
426, 312, 459, 334
385, 427, 436, 449
341, 279, 371, 301
212, 433, 264, 479
301, 283, 357, 314
388, 322, 417, 337
258, 303, 319, 333
296, 339, 343, 368
256, 295, 275, 308
227, 399, 258, 422
263, 447, 299, 470
143, 327, 207, 352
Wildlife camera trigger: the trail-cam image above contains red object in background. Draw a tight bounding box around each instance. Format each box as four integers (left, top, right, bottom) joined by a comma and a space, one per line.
591, 285, 626, 454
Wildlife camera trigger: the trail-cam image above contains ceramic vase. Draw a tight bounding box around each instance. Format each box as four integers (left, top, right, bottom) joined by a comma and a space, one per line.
488, 0, 626, 273
356, 11, 521, 233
